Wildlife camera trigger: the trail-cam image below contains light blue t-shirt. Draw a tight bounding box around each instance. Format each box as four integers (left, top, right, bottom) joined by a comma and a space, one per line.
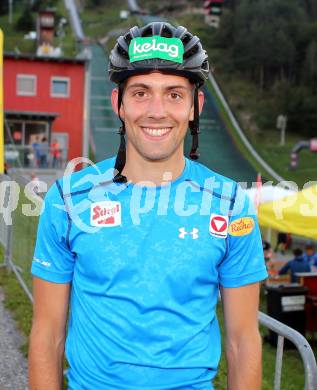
303, 253, 317, 266
31, 157, 267, 390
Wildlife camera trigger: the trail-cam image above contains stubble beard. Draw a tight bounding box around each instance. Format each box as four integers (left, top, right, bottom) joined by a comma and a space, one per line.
128, 135, 185, 163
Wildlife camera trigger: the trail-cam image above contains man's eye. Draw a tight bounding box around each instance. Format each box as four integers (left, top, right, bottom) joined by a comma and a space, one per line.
134, 91, 146, 97
170, 92, 182, 100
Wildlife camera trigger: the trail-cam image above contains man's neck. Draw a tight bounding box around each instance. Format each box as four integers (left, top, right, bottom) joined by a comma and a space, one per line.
122, 154, 186, 186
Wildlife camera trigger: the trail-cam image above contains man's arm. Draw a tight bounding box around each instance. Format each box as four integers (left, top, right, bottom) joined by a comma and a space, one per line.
220, 282, 262, 390
278, 261, 290, 275
28, 277, 70, 390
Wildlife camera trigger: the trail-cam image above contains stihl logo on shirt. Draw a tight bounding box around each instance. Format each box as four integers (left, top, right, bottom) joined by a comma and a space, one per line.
90, 201, 121, 227
209, 214, 228, 238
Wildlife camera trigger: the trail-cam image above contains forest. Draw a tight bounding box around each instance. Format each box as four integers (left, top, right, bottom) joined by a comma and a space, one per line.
214, 0, 317, 136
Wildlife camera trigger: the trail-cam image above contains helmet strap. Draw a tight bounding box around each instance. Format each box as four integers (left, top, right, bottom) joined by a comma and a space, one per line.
189, 86, 200, 160
114, 84, 128, 183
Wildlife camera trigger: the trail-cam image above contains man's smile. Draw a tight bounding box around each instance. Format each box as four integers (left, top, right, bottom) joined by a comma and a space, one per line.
140, 126, 173, 139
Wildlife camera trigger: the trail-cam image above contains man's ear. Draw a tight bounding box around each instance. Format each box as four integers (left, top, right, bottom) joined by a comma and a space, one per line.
198, 90, 205, 115
189, 90, 205, 121
111, 88, 124, 119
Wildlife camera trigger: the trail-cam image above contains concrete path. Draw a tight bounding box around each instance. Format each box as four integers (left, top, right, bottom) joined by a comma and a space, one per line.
0, 288, 28, 389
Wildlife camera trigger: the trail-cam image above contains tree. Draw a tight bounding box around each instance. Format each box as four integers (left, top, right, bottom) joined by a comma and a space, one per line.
304, 0, 317, 20
15, 7, 35, 32
217, 0, 307, 88
302, 40, 317, 92
0, 2, 8, 15
31, 0, 59, 11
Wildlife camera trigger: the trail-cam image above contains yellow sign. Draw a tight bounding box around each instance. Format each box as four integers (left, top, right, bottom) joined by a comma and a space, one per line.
229, 217, 255, 236
0, 29, 3, 174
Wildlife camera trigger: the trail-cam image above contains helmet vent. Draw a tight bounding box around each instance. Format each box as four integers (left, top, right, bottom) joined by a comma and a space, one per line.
161, 24, 172, 38
182, 33, 191, 46
143, 25, 153, 37
117, 44, 129, 59
202, 59, 209, 71
124, 33, 133, 46
184, 44, 199, 60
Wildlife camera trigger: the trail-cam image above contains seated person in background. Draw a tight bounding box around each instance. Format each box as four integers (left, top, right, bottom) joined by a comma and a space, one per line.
274, 232, 292, 254
262, 240, 273, 263
303, 244, 317, 266
279, 248, 311, 283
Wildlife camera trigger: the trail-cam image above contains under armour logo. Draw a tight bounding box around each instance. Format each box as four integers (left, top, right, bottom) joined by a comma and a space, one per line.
178, 227, 199, 239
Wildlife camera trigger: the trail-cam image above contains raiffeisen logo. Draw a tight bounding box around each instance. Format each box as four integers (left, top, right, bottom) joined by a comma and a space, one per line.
129, 36, 184, 64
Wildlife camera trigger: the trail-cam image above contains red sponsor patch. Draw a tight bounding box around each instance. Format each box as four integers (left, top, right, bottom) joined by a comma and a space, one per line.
90, 201, 121, 227
209, 214, 228, 238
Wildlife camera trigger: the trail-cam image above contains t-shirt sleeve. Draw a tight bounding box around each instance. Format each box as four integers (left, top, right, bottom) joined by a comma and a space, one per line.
31, 181, 75, 283
218, 185, 268, 288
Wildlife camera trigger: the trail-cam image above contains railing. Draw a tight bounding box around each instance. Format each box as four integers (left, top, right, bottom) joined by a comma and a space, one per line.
259, 311, 317, 390
0, 174, 42, 302
4, 144, 68, 170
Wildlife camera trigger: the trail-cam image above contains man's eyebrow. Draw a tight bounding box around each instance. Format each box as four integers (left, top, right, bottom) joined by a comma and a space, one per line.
166, 85, 190, 90
126, 83, 190, 90
126, 83, 149, 90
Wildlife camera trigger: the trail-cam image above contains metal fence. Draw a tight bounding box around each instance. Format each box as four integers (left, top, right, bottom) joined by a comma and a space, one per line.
259, 311, 317, 390
0, 173, 42, 302
0, 177, 8, 249
0, 174, 11, 268
0, 174, 316, 388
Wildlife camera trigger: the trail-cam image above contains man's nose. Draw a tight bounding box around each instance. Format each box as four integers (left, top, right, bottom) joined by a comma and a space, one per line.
147, 94, 167, 119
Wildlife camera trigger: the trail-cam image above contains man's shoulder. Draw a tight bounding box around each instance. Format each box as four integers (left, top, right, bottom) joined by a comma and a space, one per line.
56, 156, 116, 196
187, 159, 237, 186
187, 160, 258, 218
187, 159, 239, 202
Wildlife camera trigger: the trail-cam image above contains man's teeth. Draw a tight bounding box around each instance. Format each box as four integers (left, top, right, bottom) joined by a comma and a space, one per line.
142, 127, 170, 137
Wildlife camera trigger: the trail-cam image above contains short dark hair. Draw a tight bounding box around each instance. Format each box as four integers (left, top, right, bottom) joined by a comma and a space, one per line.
293, 248, 303, 257
262, 240, 271, 250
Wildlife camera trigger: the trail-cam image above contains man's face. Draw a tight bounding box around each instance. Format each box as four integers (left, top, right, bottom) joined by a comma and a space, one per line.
111, 72, 204, 163
306, 248, 314, 256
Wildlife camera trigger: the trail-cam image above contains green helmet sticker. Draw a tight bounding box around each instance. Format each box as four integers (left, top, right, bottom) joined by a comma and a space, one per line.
129, 36, 184, 64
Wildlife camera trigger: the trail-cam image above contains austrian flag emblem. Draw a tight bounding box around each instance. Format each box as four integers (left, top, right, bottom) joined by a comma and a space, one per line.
209, 214, 228, 238
90, 201, 121, 227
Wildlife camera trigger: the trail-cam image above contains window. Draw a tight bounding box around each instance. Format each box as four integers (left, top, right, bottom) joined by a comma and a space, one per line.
51, 77, 70, 98
16, 75, 37, 96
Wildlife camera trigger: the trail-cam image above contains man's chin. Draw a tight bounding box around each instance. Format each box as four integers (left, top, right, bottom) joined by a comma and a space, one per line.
132, 143, 182, 163
141, 152, 172, 162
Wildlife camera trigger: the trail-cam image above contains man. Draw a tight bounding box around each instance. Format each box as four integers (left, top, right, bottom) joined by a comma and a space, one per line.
50, 138, 61, 168
262, 240, 272, 262
29, 22, 267, 390
31, 135, 40, 168
38, 136, 49, 168
303, 244, 317, 266
279, 248, 311, 283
